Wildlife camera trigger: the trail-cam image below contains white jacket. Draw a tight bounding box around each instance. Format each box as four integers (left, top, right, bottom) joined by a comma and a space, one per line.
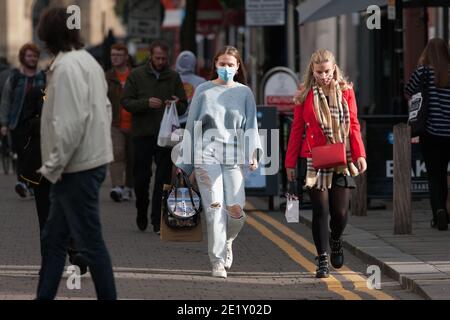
39, 49, 113, 183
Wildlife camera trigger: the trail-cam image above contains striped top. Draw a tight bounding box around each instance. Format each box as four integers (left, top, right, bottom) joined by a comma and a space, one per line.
405, 65, 450, 137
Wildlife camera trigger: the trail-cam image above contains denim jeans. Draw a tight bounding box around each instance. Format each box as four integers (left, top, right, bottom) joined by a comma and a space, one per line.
36, 165, 117, 300
194, 162, 247, 265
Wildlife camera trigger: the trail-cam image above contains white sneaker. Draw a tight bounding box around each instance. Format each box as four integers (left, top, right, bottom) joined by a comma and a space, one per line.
122, 187, 132, 201
224, 242, 233, 270
110, 187, 123, 202
211, 262, 227, 278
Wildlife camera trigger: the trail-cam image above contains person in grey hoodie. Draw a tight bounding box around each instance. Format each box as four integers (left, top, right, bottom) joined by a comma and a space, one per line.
175, 51, 206, 126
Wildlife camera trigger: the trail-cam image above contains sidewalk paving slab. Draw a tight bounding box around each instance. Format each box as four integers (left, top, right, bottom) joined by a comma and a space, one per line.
298, 209, 450, 300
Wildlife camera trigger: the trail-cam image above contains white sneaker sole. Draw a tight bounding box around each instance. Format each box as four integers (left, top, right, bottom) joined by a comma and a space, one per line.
212, 271, 227, 278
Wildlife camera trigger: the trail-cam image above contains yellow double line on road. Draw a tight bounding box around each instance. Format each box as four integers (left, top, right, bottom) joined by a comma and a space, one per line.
245, 204, 394, 300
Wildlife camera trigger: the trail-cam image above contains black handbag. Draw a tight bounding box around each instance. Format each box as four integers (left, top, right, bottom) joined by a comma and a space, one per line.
408, 67, 430, 138
16, 87, 44, 186
18, 134, 43, 186
162, 171, 202, 229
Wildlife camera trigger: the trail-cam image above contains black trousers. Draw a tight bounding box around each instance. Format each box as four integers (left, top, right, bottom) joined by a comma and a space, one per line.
133, 135, 173, 227
32, 177, 80, 258
420, 132, 450, 220
33, 177, 51, 234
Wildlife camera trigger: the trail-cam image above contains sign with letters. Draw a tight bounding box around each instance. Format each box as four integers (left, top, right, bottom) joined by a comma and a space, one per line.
363, 116, 450, 199
261, 67, 299, 114
246, 0, 285, 26
244, 107, 278, 198
128, 0, 161, 39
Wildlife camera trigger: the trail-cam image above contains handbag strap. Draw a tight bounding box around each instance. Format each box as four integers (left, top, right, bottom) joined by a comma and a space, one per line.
305, 123, 313, 153
304, 123, 332, 153
420, 66, 430, 93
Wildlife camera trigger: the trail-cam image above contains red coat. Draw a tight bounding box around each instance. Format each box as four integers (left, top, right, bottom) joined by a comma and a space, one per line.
285, 88, 366, 169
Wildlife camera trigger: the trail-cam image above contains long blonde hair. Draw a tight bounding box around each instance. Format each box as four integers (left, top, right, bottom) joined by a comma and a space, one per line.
295, 49, 349, 104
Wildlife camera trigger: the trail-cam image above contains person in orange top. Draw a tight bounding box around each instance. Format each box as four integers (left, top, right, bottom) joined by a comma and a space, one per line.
105, 43, 134, 202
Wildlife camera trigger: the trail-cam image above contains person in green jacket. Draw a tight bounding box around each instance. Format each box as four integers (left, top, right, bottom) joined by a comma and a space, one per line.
121, 40, 187, 234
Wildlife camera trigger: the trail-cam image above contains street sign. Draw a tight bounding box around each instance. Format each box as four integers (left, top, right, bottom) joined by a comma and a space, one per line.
128, 0, 162, 39
197, 0, 223, 26
196, 0, 224, 34
245, 0, 285, 26
245, 106, 279, 199
261, 67, 299, 114
363, 115, 450, 200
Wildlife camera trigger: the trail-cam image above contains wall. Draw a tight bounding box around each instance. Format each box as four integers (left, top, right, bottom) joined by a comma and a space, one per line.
0, 0, 125, 66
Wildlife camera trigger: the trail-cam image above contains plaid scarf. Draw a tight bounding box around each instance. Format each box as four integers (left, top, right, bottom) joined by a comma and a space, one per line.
305, 81, 359, 190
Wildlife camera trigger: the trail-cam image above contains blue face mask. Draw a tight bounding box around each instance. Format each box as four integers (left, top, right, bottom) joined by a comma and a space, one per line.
217, 66, 237, 82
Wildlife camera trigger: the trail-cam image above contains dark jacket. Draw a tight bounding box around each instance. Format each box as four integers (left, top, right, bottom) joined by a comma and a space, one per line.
121, 63, 188, 138
15, 86, 45, 184
105, 68, 125, 128
0, 65, 11, 101
0, 69, 46, 130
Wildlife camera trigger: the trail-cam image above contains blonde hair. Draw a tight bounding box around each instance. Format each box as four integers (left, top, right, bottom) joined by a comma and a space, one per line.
295, 49, 349, 104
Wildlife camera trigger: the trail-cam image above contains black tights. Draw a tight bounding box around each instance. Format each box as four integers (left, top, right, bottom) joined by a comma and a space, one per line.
309, 186, 351, 255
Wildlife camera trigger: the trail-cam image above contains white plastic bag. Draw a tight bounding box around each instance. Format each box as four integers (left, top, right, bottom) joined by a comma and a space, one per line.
157, 101, 180, 147
285, 193, 299, 223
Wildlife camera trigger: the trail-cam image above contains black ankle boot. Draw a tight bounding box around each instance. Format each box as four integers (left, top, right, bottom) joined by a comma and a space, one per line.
436, 209, 449, 231
431, 219, 437, 229
68, 253, 88, 275
315, 254, 330, 278
329, 237, 344, 269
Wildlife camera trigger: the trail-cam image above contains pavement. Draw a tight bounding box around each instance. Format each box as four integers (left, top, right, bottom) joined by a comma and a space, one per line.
0, 172, 423, 300
291, 199, 450, 300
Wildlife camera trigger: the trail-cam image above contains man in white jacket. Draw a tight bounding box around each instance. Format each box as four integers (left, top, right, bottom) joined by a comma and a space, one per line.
35, 7, 116, 300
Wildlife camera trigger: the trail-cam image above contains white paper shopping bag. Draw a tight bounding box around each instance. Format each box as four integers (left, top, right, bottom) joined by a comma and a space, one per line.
285, 193, 299, 223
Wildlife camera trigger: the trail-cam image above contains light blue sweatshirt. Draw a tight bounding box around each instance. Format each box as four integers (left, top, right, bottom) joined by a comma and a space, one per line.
176, 81, 263, 175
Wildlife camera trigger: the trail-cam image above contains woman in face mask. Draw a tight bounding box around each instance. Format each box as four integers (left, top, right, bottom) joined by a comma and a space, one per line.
175, 46, 263, 278
285, 49, 367, 278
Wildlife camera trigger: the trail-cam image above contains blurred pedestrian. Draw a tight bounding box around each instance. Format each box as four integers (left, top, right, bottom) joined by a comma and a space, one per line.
175, 50, 206, 127
175, 46, 262, 278
0, 57, 8, 71
0, 43, 46, 198
14, 87, 48, 232
285, 49, 367, 278
121, 40, 188, 234
405, 37, 450, 231
106, 43, 134, 202
15, 86, 87, 274
35, 7, 116, 300
0, 57, 11, 100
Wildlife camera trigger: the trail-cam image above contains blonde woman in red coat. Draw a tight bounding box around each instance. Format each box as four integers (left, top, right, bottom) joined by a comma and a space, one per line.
285, 49, 367, 278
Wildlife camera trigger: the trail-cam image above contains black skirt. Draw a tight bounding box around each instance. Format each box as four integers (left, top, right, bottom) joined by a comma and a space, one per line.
332, 173, 356, 189
297, 158, 357, 189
